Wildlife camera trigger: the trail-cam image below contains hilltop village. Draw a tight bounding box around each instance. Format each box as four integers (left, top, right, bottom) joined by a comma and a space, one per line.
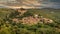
0, 8, 60, 34
6, 8, 53, 25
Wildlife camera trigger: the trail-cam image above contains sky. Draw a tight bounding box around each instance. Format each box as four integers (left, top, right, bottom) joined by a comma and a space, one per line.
0, 0, 60, 9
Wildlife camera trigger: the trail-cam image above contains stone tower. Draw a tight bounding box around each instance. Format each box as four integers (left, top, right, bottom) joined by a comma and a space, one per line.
17, 8, 27, 15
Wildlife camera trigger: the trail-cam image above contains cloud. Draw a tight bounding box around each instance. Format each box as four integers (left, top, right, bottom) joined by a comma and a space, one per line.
0, 0, 60, 9
41, 0, 60, 8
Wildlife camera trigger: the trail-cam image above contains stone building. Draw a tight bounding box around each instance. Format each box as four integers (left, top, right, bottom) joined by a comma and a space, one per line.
17, 8, 27, 15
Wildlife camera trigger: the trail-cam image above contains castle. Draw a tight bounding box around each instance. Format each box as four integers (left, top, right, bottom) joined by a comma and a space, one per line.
17, 8, 27, 16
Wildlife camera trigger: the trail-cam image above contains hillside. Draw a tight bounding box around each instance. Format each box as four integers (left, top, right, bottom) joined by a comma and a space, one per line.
0, 8, 60, 34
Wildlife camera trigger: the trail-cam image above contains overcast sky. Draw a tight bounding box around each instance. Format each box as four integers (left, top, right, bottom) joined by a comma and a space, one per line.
0, 0, 60, 9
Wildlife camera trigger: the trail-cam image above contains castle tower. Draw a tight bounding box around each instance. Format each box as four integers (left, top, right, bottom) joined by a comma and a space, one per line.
17, 8, 27, 15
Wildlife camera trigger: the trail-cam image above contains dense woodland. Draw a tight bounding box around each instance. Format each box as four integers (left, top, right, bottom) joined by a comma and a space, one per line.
0, 8, 60, 34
